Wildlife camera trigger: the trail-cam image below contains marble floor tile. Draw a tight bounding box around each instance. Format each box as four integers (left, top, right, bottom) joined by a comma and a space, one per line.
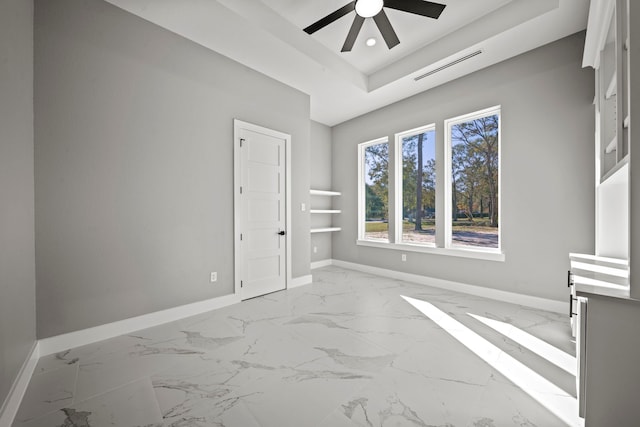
74, 338, 206, 402
152, 358, 259, 427
13, 266, 578, 427
316, 410, 360, 427
33, 349, 81, 377
511, 306, 576, 355
229, 362, 374, 427
13, 363, 77, 424
390, 331, 496, 387
471, 375, 574, 427
337, 367, 485, 427
16, 377, 163, 427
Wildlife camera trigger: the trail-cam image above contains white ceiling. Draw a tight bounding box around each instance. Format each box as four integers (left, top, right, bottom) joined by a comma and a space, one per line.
261, 0, 511, 74
104, 0, 589, 126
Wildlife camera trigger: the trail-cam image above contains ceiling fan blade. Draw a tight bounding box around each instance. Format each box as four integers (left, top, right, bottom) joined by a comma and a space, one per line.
373, 10, 400, 49
384, 0, 446, 19
304, 1, 357, 34
341, 14, 365, 52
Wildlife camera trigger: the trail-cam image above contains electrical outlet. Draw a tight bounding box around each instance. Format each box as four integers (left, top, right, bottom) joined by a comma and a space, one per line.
210, 272, 217, 282
313, 246, 318, 253
401, 254, 407, 262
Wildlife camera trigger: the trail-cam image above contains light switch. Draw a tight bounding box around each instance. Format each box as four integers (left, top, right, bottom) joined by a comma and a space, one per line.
301, 203, 306, 212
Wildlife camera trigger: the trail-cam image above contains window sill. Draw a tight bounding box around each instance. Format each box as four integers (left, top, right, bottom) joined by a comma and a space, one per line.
356, 240, 505, 262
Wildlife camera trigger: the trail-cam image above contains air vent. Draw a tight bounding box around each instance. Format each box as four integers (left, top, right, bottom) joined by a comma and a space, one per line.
413, 50, 483, 81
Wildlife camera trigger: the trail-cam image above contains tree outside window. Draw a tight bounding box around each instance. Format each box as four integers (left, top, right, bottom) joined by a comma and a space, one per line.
362, 141, 389, 241
447, 109, 500, 249
398, 127, 436, 245
358, 106, 501, 255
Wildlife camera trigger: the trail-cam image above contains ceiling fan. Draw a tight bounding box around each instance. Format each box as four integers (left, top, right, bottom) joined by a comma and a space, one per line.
303, 0, 447, 52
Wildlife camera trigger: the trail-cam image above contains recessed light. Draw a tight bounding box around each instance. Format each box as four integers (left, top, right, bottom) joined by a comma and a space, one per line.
366, 37, 377, 47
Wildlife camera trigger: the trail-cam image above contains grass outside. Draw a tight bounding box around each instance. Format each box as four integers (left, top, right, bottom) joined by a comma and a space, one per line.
365, 220, 498, 248
365, 220, 497, 234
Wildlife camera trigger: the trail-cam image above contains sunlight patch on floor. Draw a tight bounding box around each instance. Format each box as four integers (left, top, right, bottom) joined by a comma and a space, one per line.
401, 295, 578, 427
468, 313, 576, 376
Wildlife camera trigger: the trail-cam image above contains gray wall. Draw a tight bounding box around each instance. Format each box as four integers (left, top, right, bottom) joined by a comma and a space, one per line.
35, 0, 310, 338
0, 0, 36, 406
310, 121, 333, 263
332, 32, 595, 302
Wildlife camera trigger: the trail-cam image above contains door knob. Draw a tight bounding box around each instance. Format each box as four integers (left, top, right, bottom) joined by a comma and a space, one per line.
278, 230, 286, 236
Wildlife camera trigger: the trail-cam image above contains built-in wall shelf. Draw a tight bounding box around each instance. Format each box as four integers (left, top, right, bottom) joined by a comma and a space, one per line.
605, 135, 617, 154
310, 189, 341, 234
591, 0, 629, 183
310, 189, 341, 196
570, 253, 629, 267
605, 73, 617, 99
310, 227, 342, 234
310, 209, 341, 214
600, 154, 628, 184
570, 252, 630, 299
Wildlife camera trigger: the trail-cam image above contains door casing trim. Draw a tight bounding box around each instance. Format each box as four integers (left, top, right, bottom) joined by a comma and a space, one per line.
233, 119, 292, 297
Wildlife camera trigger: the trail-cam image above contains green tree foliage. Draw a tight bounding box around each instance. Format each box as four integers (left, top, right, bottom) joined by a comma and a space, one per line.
451, 114, 499, 227
365, 143, 389, 220
365, 184, 385, 220
402, 133, 435, 230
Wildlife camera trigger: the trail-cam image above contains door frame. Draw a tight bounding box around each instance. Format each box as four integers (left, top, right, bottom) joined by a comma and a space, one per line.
233, 119, 292, 297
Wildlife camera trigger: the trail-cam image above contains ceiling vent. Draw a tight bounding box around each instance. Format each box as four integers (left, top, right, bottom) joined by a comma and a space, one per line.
413, 49, 483, 81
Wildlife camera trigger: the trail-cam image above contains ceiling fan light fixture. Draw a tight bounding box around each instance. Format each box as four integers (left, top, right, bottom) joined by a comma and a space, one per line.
303, 0, 446, 52
355, 0, 384, 18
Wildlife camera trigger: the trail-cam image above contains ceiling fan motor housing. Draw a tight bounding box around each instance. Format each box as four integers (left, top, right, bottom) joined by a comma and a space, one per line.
355, 0, 384, 18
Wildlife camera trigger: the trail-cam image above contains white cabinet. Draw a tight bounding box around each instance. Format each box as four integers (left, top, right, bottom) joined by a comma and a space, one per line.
310, 189, 341, 233
572, 1, 640, 424
569, 254, 633, 424
578, 295, 640, 426
586, 0, 629, 179
584, 0, 631, 261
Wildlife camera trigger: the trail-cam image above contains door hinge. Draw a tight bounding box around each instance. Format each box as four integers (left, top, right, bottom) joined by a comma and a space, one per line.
240, 233, 243, 241
240, 138, 245, 147
241, 280, 243, 288
240, 186, 243, 194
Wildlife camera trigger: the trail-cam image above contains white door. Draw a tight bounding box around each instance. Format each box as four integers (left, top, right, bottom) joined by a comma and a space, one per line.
235, 121, 288, 300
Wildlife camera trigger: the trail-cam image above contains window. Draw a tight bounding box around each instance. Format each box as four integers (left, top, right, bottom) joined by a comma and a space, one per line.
358, 138, 389, 242
356, 106, 503, 261
396, 125, 436, 246
445, 106, 500, 250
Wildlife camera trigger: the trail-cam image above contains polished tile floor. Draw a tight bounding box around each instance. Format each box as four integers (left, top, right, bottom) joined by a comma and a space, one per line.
13, 266, 578, 427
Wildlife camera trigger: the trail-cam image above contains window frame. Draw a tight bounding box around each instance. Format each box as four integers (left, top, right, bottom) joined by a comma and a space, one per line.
357, 137, 390, 242
394, 123, 437, 248
444, 105, 502, 253
354, 105, 504, 262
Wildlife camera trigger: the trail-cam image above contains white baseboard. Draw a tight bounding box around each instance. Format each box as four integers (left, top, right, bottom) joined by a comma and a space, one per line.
38, 293, 241, 357
36, 274, 319, 358
289, 274, 313, 289
0, 341, 39, 427
311, 259, 333, 269
2, 259, 564, 426
331, 259, 566, 314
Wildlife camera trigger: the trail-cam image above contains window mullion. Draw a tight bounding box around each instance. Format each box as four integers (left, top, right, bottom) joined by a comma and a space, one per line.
443, 120, 453, 249
393, 134, 403, 244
